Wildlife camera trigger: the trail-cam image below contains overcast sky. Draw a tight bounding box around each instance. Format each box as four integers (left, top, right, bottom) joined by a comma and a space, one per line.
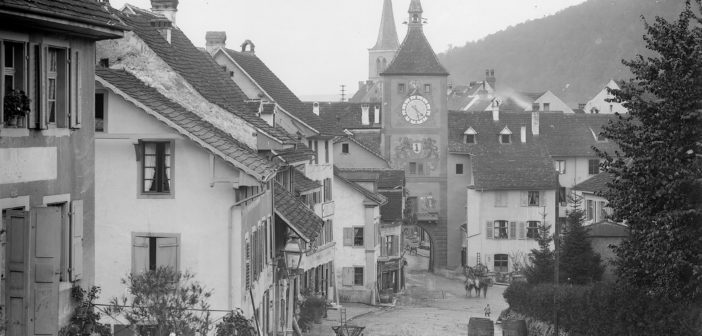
109, 0, 586, 98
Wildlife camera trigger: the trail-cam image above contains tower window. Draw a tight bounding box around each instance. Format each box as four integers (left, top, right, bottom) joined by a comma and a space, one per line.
398, 83, 405, 94
424, 84, 431, 93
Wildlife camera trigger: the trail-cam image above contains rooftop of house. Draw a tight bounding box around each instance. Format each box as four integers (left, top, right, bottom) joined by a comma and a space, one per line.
335, 168, 405, 190
274, 182, 323, 242
292, 168, 321, 195
114, 7, 295, 144
96, 67, 278, 181
586, 220, 629, 238
573, 172, 614, 194
333, 167, 388, 206
315, 102, 383, 130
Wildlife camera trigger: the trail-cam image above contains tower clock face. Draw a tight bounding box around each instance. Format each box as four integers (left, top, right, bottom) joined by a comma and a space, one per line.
401, 95, 431, 124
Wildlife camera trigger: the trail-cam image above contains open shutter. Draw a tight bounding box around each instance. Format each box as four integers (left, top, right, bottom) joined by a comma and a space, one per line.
520, 191, 527, 207
70, 200, 83, 281
380, 237, 387, 257
5, 210, 29, 335
392, 236, 398, 256
37, 45, 48, 130
509, 222, 517, 240
343, 228, 353, 246
132, 236, 149, 273
156, 237, 178, 271
518, 222, 526, 240
342, 267, 353, 286
32, 207, 61, 336
69, 50, 81, 128
486, 221, 493, 239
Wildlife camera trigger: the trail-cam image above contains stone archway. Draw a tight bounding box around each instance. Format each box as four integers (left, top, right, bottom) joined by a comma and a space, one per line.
404, 221, 446, 273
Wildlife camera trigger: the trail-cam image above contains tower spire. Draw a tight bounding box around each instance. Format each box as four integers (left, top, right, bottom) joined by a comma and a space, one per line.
371, 0, 399, 50
408, 0, 424, 29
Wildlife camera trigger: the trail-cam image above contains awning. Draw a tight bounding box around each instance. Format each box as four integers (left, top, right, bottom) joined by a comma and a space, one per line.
378, 259, 402, 272
274, 182, 323, 242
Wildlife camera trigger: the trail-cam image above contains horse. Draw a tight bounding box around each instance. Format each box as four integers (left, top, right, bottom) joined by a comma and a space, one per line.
463, 265, 491, 298
464, 278, 480, 297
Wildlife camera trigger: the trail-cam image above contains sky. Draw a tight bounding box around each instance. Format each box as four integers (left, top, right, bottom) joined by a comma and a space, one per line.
108, 0, 587, 98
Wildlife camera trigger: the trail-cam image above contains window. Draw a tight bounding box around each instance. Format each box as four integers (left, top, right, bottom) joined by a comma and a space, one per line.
598, 201, 609, 221
132, 233, 180, 273
342, 267, 364, 286
354, 267, 364, 286
2, 41, 27, 127
417, 163, 424, 175
494, 192, 508, 207
494, 220, 508, 239
398, 83, 405, 94
588, 159, 600, 175
558, 187, 567, 205
500, 134, 511, 144
324, 140, 329, 163
141, 141, 173, 195
586, 200, 594, 221
382, 235, 398, 257
455, 163, 463, 174
543, 103, 550, 111
313, 141, 319, 164
527, 221, 539, 239
341, 143, 349, 154
323, 178, 332, 202
527, 191, 540, 206
95, 92, 105, 132
408, 162, 417, 174
319, 220, 333, 245
494, 254, 508, 273
424, 84, 431, 93
353, 227, 364, 246
47, 47, 68, 127
464, 134, 476, 144
555, 160, 566, 174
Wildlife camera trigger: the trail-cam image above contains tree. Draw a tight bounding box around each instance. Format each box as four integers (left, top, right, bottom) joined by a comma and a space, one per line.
524, 221, 554, 284
559, 194, 604, 284
596, 0, 702, 302
107, 267, 213, 336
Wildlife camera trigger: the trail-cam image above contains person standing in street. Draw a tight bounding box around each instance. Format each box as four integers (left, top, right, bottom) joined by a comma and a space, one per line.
484, 304, 491, 318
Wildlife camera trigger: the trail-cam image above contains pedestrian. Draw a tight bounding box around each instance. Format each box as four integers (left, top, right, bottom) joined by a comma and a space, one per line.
484, 304, 491, 318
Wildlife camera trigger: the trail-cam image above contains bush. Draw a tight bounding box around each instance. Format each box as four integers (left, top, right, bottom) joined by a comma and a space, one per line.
215, 309, 257, 336
503, 281, 702, 336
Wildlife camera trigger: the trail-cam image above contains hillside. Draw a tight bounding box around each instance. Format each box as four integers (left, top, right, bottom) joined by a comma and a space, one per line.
438, 0, 685, 106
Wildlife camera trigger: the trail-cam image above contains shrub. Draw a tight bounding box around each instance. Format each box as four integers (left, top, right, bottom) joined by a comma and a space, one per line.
503, 281, 702, 336
59, 286, 111, 336
214, 309, 257, 336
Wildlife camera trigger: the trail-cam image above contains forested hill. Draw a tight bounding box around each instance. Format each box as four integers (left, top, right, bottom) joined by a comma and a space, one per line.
438, 0, 685, 106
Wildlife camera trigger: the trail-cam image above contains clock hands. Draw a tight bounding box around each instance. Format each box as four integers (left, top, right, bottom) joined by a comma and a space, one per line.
412, 105, 425, 118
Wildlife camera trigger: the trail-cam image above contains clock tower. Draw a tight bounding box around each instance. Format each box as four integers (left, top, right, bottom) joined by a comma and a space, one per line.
380, 0, 450, 271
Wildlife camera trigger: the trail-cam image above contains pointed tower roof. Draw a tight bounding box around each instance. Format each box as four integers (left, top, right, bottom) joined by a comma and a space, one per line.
371, 0, 399, 50
381, 0, 448, 76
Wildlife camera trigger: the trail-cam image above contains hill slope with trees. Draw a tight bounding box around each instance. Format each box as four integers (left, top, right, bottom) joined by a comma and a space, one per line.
438, 0, 684, 105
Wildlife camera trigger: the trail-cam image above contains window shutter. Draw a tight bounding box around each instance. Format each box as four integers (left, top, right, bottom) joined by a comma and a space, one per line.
342, 267, 353, 286
509, 221, 517, 240
381, 237, 387, 257
32, 207, 61, 335
520, 191, 527, 207
70, 200, 83, 281
69, 50, 81, 128
4, 210, 29, 333
132, 236, 149, 273
38, 44, 48, 130
252, 230, 258, 279
156, 237, 178, 271
391, 236, 398, 256
486, 221, 493, 239
343, 228, 353, 246
518, 221, 526, 240
539, 191, 545, 207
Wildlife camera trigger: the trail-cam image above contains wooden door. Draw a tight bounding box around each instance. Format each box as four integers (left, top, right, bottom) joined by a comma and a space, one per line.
31, 206, 61, 336
5, 210, 29, 335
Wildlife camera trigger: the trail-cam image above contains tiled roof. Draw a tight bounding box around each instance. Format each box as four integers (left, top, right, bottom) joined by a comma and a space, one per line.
293, 168, 321, 195
353, 132, 383, 155
223, 49, 343, 136
539, 113, 618, 156
117, 9, 295, 144
0, 0, 127, 32
96, 68, 277, 181
271, 144, 314, 164
274, 182, 323, 242
333, 167, 387, 205
371, 0, 399, 50
380, 191, 403, 222
573, 172, 613, 194
382, 26, 448, 76
586, 221, 629, 238
315, 102, 383, 130
335, 168, 405, 190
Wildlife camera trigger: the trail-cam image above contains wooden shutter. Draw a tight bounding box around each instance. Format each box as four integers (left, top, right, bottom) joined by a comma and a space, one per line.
37, 44, 48, 130
156, 237, 178, 271
518, 221, 526, 240
391, 236, 397, 256
32, 207, 61, 335
5, 210, 29, 335
70, 200, 83, 281
509, 221, 517, 240
343, 228, 353, 246
69, 50, 81, 128
380, 237, 387, 257
342, 267, 353, 286
520, 191, 528, 207
132, 236, 149, 273
486, 221, 493, 239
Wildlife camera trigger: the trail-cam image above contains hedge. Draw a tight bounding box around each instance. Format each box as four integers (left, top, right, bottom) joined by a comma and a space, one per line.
503, 281, 702, 336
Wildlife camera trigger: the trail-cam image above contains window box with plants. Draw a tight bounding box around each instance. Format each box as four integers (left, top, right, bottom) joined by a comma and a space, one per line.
3, 89, 30, 128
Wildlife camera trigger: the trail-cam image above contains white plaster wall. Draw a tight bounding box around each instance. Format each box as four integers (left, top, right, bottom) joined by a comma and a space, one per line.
95, 93, 245, 316
213, 52, 261, 100
584, 80, 627, 114
465, 189, 557, 271
532, 91, 574, 113
556, 156, 599, 189
447, 153, 472, 267
332, 179, 369, 285
333, 141, 389, 169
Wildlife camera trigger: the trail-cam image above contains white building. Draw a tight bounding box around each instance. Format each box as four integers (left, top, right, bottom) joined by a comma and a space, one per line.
584, 79, 628, 114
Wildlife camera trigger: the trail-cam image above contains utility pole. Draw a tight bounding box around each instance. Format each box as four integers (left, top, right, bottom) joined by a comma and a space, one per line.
340, 84, 346, 102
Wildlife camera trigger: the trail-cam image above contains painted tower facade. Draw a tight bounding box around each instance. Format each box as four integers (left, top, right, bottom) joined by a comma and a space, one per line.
380, 0, 450, 270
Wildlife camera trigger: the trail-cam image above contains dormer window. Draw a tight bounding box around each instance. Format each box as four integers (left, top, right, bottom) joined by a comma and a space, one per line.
499, 126, 512, 144
463, 127, 477, 144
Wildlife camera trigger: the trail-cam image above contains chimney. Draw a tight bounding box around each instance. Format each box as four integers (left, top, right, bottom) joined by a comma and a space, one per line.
240, 40, 255, 55
491, 98, 500, 121
312, 102, 320, 116
520, 125, 526, 143
361, 104, 370, 125
150, 17, 173, 43
359, 81, 364, 90
531, 111, 540, 136
486, 69, 496, 90
374, 105, 381, 124
151, 0, 178, 24
205, 31, 226, 55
